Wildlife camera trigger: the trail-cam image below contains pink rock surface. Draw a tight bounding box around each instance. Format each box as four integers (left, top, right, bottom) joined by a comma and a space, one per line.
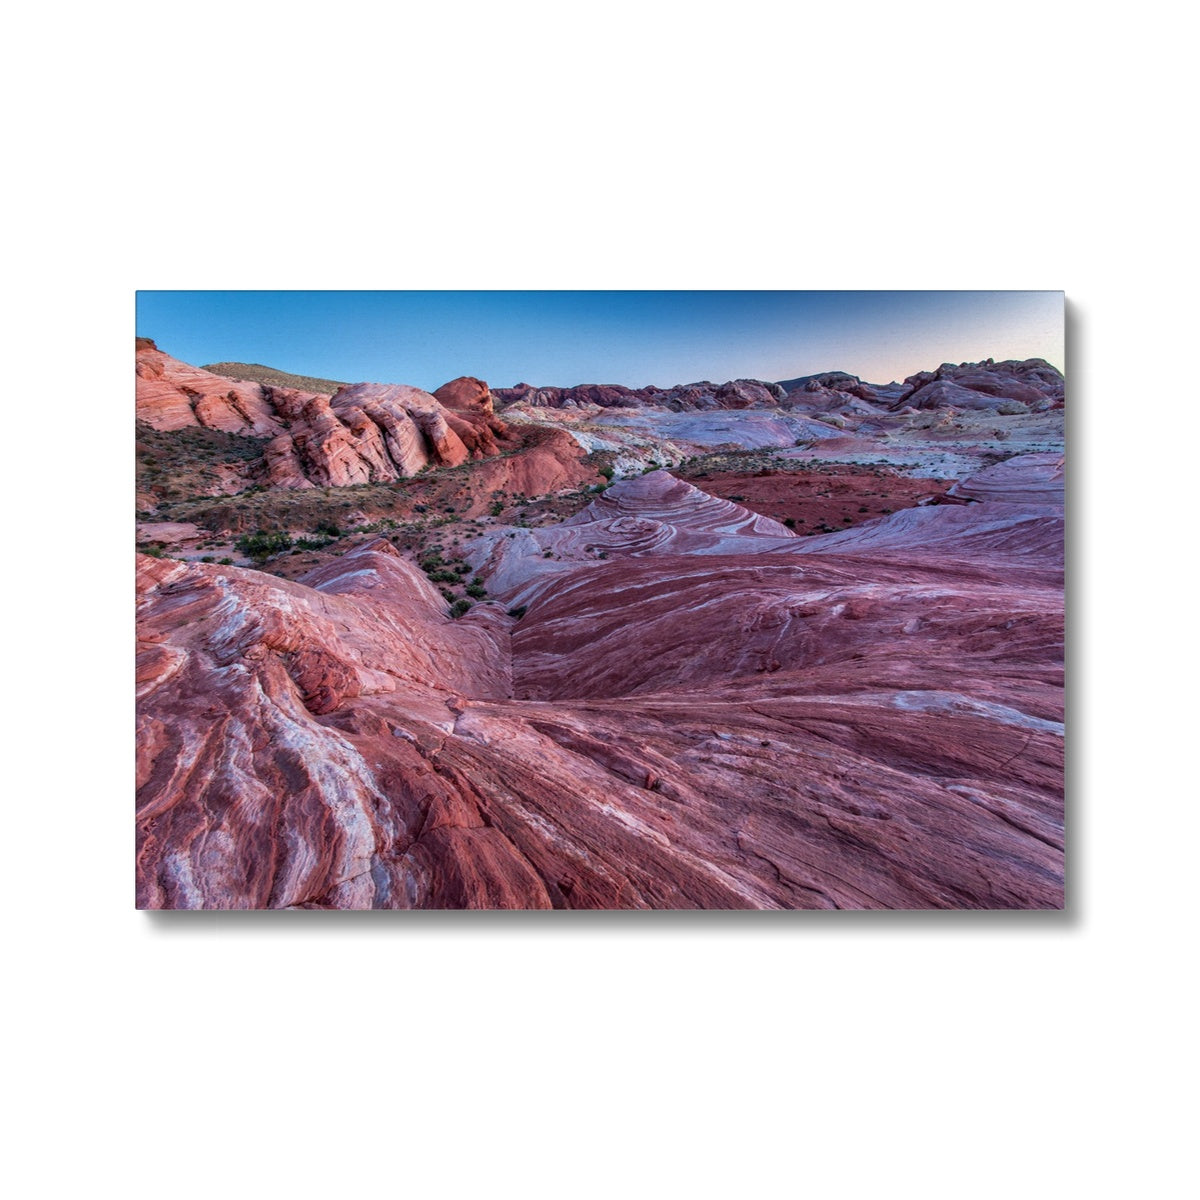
136, 342, 515, 488
137, 456, 1064, 910
896, 359, 1064, 411
949, 452, 1065, 506
136, 340, 289, 435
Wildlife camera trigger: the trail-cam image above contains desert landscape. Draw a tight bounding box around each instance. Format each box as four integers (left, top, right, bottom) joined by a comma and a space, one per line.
135, 309, 1064, 910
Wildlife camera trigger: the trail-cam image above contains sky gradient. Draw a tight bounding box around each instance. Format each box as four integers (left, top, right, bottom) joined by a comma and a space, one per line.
136, 291, 1064, 391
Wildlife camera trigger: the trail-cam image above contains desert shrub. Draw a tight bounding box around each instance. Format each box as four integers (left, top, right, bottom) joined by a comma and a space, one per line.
507, 606, 527, 619
490, 500, 504, 516
219, 557, 234, 566
236, 530, 293, 559
450, 598, 472, 618
466, 582, 486, 598
598, 465, 615, 481
783, 518, 796, 529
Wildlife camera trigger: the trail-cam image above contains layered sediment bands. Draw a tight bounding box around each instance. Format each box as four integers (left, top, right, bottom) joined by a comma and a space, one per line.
949, 452, 1065, 505
566, 471, 796, 540
136, 341, 513, 489
137, 342, 290, 435
137, 455, 1064, 910
463, 472, 799, 602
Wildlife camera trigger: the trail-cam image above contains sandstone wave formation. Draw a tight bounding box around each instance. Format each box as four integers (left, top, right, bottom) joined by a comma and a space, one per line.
137, 452, 1065, 909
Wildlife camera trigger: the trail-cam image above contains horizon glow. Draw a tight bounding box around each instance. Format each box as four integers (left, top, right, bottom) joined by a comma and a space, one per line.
135, 291, 1064, 392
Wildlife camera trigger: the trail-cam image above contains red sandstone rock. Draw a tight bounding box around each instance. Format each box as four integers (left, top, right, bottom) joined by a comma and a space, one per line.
136, 341, 289, 435
136, 342, 514, 488
137, 458, 1064, 910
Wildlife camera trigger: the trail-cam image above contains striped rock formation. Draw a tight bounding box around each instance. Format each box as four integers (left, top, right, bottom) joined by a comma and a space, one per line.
137, 456, 1064, 910
136, 339, 514, 489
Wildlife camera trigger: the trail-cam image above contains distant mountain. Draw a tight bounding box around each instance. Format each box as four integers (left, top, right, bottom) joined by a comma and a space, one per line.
201, 360, 348, 396
493, 378, 787, 411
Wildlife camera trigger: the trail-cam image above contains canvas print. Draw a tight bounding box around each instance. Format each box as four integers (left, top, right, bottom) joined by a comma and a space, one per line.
136, 291, 1065, 910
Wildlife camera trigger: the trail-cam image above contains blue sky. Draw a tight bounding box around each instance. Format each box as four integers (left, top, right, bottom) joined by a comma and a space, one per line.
135, 291, 1063, 391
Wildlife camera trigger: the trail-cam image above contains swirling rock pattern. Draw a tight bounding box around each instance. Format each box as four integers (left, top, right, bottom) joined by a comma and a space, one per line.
137, 455, 1064, 910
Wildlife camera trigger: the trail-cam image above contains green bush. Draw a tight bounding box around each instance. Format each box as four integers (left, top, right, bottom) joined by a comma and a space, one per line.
507, 605, 527, 619
236, 530, 293, 559
450, 598, 472, 618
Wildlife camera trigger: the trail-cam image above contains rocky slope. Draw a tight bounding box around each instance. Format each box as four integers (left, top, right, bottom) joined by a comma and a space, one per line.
200, 361, 348, 395
137, 339, 516, 493
137, 458, 1064, 910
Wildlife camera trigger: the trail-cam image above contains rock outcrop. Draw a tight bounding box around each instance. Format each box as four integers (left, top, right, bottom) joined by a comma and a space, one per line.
137, 458, 1064, 910
137, 340, 290, 435
776, 371, 904, 411
137, 341, 514, 489
895, 359, 1065, 412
